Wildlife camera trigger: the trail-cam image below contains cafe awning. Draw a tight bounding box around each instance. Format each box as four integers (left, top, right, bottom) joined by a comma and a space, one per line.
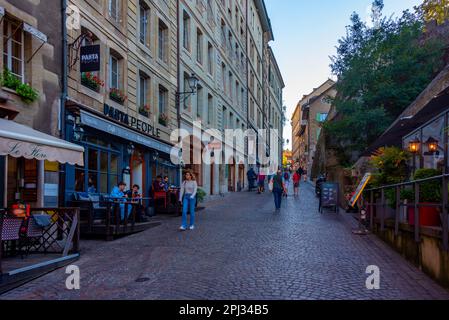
0, 119, 84, 165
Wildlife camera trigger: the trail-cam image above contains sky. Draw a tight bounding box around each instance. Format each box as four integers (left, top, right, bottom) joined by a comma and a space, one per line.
264, 0, 422, 150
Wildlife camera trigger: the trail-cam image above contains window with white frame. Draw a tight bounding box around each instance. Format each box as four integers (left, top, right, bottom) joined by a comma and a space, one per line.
139, 2, 150, 46
109, 54, 120, 89
183, 11, 190, 51
3, 19, 24, 82
158, 85, 167, 115
138, 72, 150, 116
108, 0, 121, 23
158, 20, 168, 62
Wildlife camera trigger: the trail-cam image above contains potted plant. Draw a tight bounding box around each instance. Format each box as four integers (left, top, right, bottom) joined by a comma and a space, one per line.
410, 168, 441, 227
196, 188, 207, 210
81, 72, 104, 92
109, 88, 127, 104
1, 69, 39, 103
159, 113, 169, 126
139, 105, 151, 117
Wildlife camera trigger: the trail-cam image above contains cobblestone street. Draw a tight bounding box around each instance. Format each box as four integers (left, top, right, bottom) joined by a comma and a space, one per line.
1, 183, 449, 300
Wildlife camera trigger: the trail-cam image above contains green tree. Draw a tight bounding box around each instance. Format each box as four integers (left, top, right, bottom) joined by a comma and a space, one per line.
422, 0, 449, 25
326, 1, 445, 165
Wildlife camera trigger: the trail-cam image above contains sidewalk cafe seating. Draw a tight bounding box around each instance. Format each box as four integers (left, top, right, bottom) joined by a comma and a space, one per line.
0, 208, 80, 294
69, 193, 161, 241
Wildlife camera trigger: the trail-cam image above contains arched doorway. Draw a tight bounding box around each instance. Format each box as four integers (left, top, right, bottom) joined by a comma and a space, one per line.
227, 157, 236, 192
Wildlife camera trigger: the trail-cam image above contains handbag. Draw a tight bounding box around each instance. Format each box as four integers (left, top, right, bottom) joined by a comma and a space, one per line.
268, 180, 274, 192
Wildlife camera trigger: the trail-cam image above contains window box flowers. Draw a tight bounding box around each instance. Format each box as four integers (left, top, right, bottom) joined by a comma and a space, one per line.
158, 113, 169, 126
81, 72, 104, 92
109, 88, 127, 105
139, 105, 151, 118
1, 69, 39, 104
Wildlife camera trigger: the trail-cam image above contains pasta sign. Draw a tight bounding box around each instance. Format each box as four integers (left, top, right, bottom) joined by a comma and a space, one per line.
80, 45, 100, 72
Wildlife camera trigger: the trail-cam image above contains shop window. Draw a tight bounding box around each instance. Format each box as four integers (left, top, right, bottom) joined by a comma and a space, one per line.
7, 157, 38, 206
76, 144, 120, 195
3, 18, 25, 83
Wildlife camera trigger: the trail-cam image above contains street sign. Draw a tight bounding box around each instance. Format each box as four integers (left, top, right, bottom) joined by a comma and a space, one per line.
350, 173, 372, 207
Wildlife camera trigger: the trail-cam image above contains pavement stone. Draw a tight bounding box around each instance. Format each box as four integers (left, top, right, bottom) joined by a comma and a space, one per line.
1, 182, 449, 300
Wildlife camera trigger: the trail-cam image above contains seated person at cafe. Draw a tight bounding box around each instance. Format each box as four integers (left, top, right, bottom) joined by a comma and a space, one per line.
152, 176, 165, 193
163, 176, 171, 192
126, 184, 149, 222
110, 181, 130, 221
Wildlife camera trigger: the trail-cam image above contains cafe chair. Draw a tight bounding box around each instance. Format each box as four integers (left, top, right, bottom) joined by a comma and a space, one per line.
153, 191, 168, 209
20, 217, 44, 257
0, 216, 23, 258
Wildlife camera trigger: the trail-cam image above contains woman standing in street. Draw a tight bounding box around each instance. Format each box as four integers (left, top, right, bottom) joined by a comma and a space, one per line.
270, 169, 287, 212
179, 171, 198, 231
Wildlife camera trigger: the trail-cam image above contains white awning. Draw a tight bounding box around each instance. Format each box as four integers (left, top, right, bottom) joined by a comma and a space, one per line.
0, 119, 84, 166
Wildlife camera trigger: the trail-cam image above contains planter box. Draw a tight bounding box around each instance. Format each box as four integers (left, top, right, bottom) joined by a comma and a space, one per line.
408, 204, 441, 227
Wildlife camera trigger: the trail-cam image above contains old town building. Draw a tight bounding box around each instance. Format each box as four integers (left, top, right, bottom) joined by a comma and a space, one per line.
63, 0, 180, 200
292, 79, 335, 178
0, 1, 83, 209
179, 0, 282, 197
267, 46, 284, 167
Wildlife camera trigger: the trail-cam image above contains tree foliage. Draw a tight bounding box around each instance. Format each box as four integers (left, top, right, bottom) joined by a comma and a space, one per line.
325, 0, 445, 166
422, 0, 449, 25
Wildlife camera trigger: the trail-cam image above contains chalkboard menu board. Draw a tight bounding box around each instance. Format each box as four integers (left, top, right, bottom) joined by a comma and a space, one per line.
320, 183, 339, 213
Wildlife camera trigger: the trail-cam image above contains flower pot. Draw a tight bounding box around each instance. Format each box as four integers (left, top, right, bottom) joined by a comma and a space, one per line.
407, 203, 441, 227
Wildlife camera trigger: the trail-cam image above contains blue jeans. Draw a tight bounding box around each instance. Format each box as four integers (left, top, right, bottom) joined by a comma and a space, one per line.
182, 194, 196, 228
273, 189, 283, 210
118, 203, 131, 221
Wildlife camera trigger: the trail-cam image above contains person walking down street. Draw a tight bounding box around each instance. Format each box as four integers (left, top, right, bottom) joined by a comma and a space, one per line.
270, 169, 286, 212
179, 171, 198, 231
257, 172, 266, 194
247, 167, 257, 192
283, 170, 291, 197
293, 171, 301, 198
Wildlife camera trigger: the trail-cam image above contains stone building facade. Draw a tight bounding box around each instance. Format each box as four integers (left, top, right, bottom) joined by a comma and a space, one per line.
293, 79, 335, 178
63, 0, 180, 200
0, 0, 64, 208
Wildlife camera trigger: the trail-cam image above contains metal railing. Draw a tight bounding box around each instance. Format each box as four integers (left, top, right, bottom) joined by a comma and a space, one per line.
364, 174, 449, 251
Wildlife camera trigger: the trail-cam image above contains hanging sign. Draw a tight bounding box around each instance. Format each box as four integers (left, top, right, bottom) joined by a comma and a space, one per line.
80, 45, 101, 72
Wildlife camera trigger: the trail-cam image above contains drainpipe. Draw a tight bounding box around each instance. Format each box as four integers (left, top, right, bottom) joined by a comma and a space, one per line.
59, 0, 68, 207
176, 0, 182, 185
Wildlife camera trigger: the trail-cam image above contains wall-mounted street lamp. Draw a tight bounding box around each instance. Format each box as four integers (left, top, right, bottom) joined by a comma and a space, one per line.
127, 143, 135, 157
68, 114, 84, 142
176, 73, 199, 104
152, 150, 159, 162
425, 136, 439, 154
